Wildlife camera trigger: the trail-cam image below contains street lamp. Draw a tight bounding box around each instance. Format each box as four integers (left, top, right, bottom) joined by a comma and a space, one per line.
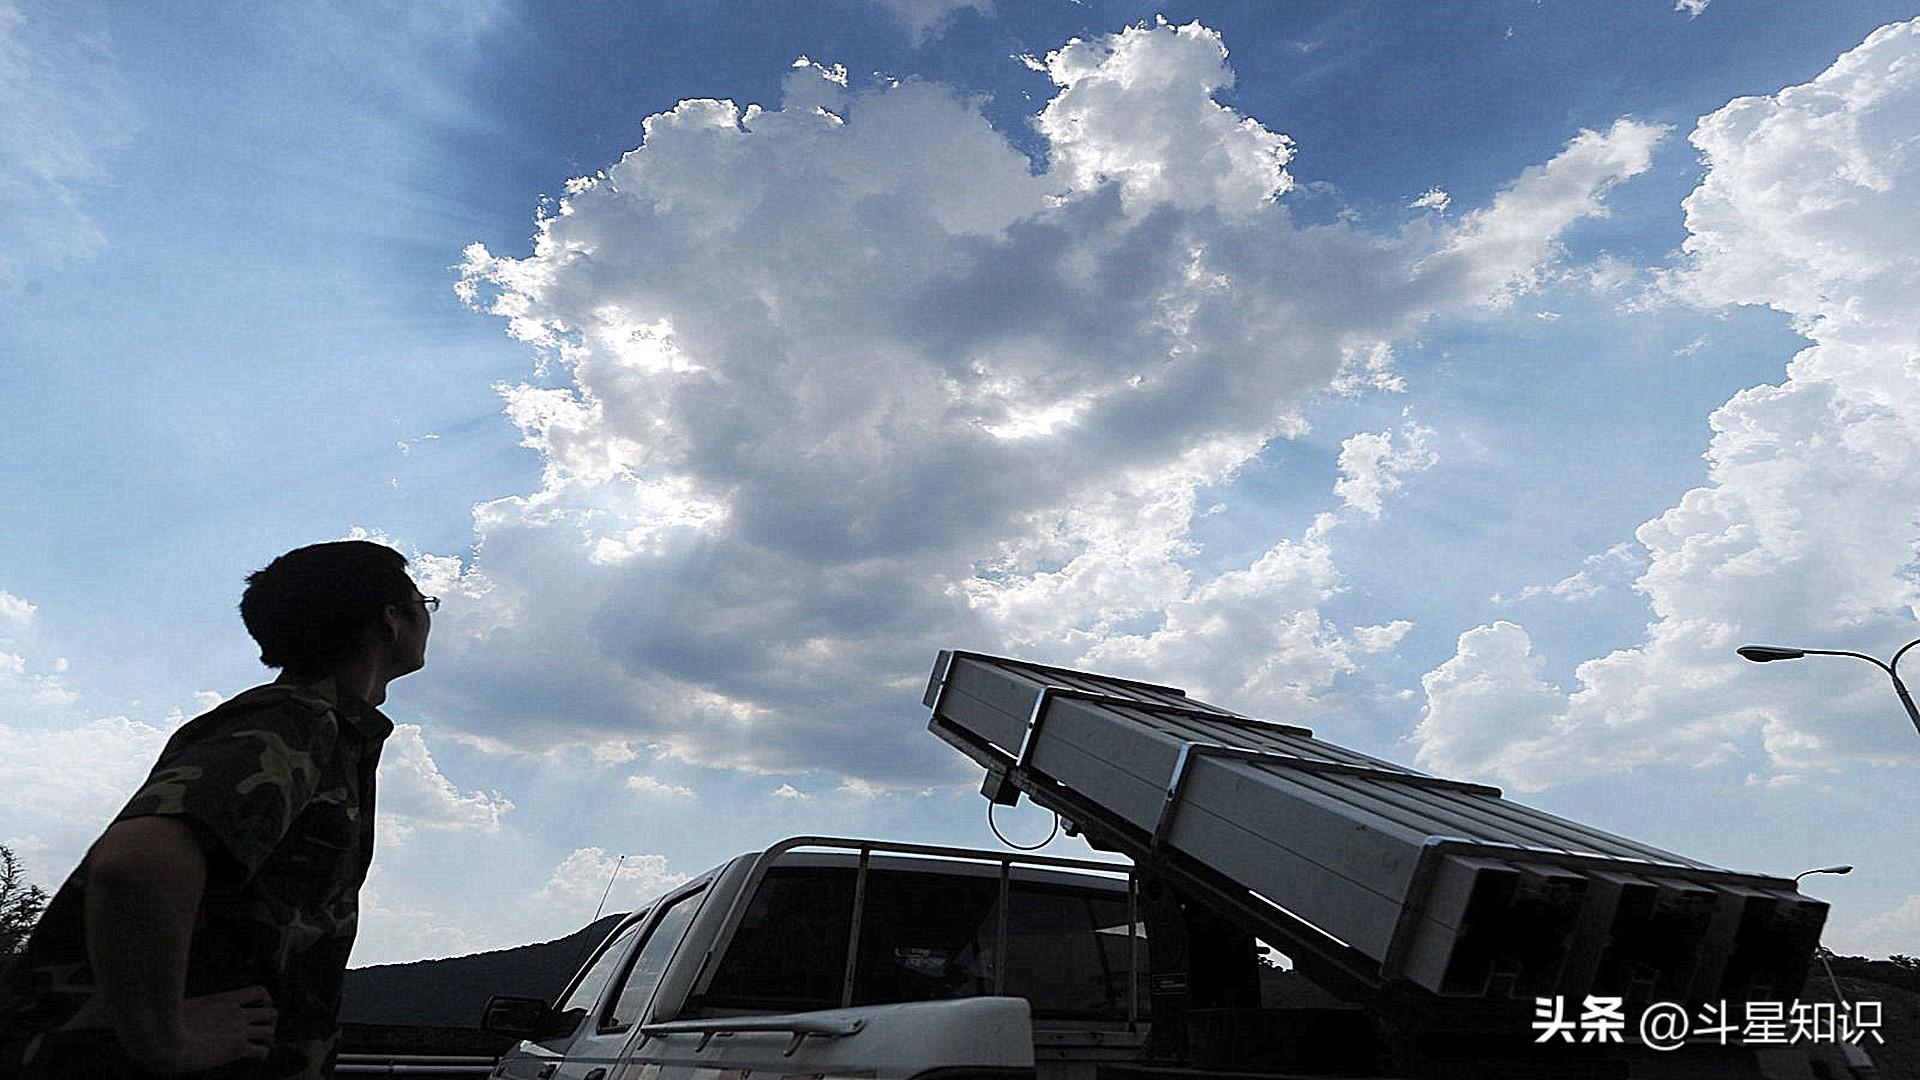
1737, 638, 1920, 735
1794, 864, 1853, 884
1792, 865, 1853, 1006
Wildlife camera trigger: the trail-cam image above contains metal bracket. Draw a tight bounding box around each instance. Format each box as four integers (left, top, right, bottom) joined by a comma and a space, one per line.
1154, 742, 1299, 846
926, 648, 962, 718
980, 763, 1020, 805
1013, 685, 1063, 771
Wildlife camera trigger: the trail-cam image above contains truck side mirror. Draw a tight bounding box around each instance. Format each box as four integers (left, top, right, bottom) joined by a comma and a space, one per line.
481, 994, 557, 1038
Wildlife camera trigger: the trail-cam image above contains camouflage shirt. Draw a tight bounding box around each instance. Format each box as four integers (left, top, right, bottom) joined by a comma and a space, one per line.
1, 678, 393, 1079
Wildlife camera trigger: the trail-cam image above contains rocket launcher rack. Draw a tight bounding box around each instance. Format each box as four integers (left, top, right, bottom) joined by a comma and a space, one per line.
923, 649, 1826, 1009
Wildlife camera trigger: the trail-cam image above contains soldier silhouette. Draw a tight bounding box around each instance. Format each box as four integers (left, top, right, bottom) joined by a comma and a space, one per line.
1, 541, 433, 1079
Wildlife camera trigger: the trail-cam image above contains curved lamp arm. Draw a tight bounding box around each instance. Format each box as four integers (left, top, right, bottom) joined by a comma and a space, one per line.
1739, 638, 1920, 736
1880, 638, 1920, 735
1892, 637, 1920, 677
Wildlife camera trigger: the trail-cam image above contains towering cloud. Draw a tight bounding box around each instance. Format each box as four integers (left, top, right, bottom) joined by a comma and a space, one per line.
1415, 20, 1920, 790
446, 20, 1661, 783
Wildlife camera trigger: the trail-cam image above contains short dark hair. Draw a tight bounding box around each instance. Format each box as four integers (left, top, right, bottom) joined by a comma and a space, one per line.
240, 541, 416, 671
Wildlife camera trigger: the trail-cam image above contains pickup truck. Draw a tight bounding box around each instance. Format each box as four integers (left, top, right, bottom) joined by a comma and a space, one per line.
479, 651, 1878, 1079
484, 836, 1154, 1080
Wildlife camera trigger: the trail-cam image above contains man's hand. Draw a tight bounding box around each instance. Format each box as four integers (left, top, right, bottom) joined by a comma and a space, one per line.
121, 986, 278, 1073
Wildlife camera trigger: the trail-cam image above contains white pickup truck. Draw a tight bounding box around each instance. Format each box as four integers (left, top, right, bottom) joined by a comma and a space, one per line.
485, 836, 1157, 1080
479, 651, 1877, 1080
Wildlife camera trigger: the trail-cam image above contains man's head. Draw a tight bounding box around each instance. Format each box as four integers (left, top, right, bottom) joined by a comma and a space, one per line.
240, 541, 430, 678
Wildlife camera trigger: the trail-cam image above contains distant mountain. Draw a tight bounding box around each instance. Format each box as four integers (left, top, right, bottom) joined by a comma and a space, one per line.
340, 914, 624, 1028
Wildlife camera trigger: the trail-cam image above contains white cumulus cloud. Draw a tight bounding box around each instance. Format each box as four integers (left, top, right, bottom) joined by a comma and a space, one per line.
1418, 20, 1920, 790
0, 590, 35, 626
537, 847, 690, 914
440, 20, 1669, 786
375, 724, 514, 845
0, 714, 181, 889
1413, 623, 1575, 790
1422, 118, 1666, 308
0, 590, 82, 716
1080, 517, 1355, 712
1334, 419, 1437, 518
1036, 19, 1295, 216
1352, 620, 1414, 653
625, 774, 696, 799
836, 777, 891, 800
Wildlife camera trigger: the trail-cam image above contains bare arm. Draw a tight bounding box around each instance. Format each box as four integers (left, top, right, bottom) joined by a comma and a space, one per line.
84, 817, 276, 1070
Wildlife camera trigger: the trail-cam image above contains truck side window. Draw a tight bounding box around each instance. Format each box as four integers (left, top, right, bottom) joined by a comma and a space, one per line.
852, 873, 1147, 1020
851, 871, 999, 1005
549, 918, 646, 1040
1000, 883, 1147, 1019
695, 866, 1148, 1021
602, 886, 707, 1031
697, 867, 855, 1012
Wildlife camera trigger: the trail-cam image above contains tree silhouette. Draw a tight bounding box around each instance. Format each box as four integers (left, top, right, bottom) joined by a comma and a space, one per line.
1, 843, 50, 966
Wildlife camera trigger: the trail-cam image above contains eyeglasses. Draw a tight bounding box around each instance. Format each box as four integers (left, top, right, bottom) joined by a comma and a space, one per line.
401, 596, 440, 613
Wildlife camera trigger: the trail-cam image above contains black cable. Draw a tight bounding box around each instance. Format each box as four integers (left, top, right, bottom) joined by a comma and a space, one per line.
987, 800, 1060, 850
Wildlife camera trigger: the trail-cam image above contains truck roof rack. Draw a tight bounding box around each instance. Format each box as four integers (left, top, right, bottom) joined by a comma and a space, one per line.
689, 835, 1145, 1017
924, 649, 1826, 1010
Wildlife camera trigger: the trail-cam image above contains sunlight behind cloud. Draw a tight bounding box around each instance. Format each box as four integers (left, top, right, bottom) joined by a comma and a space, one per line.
441, 20, 1672, 782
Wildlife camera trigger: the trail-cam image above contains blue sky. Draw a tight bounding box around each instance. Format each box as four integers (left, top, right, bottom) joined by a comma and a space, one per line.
5, 0, 1920, 966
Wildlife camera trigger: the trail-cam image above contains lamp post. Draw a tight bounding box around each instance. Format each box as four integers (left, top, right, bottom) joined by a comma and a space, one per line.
1737, 638, 1920, 736
1792, 865, 1852, 1006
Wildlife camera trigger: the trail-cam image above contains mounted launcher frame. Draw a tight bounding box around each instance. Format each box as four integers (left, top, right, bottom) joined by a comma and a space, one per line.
923, 649, 1827, 1011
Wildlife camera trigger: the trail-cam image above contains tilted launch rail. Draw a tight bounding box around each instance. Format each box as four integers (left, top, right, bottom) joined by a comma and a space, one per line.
924, 649, 1826, 1008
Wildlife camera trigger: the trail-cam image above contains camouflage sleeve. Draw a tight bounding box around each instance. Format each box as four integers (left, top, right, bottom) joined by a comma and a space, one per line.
115, 695, 341, 879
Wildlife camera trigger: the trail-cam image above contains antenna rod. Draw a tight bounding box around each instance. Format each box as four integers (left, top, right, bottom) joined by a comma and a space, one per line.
592, 853, 627, 923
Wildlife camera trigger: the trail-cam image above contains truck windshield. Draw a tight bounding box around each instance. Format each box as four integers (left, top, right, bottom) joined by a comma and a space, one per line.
695, 865, 1147, 1021
546, 916, 646, 1042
